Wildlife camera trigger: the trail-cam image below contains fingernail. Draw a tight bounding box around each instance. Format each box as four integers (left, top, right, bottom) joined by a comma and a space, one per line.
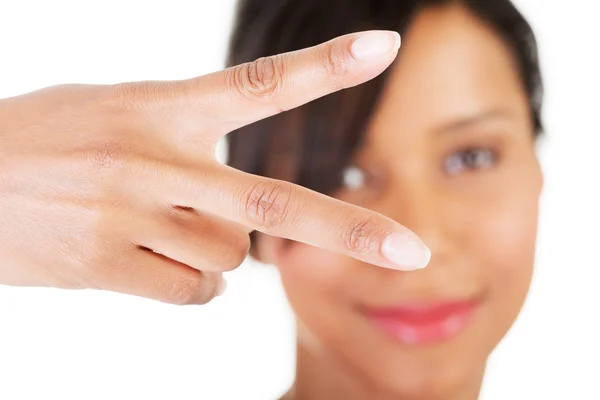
381, 233, 431, 271
351, 31, 401, 61
217, 278, 228, 296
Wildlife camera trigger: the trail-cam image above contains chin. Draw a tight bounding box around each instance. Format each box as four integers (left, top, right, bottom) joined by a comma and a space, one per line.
344, 299, 498, 398
364, 353, 483, 400
340, 317, 491, 399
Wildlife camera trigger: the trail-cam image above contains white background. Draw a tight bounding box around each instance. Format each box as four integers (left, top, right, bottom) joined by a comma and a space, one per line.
0, 1, 598, 399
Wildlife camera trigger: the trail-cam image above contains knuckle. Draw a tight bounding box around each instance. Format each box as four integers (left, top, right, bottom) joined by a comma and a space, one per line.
84, 238, 131, 290
342, 216, 384, 255
86, 140, 124, 174
218, 234, 250, 271
106, 82, 168, 112
164, 275, 212, 306
231, 56, 284, 101
322, 42, 352, 79
107, 82, 144, 111
244, 180, 295, 230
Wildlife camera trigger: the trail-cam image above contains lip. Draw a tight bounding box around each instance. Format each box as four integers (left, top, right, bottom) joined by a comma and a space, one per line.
362, 299, 480, 345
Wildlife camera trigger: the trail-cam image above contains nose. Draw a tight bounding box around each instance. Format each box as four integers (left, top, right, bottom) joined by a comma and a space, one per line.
357, 173, 477, 295
378, 177, 454, 265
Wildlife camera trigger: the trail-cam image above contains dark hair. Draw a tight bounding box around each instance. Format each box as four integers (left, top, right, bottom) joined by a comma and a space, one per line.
226, 0, 543, 201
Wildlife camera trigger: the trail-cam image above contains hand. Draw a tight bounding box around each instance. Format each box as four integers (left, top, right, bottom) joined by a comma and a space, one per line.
0, 31, 430, 305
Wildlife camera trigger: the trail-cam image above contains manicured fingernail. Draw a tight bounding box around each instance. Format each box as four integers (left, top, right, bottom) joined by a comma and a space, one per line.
351, 31, 401, 61
381, 233, 431, 270
217, 278, 228, 296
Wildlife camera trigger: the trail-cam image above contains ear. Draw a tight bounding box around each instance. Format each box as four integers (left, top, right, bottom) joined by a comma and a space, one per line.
251, 232, 286, 265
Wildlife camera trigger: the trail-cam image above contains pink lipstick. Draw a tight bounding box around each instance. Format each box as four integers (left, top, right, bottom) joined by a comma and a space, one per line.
364, 299, 478, 345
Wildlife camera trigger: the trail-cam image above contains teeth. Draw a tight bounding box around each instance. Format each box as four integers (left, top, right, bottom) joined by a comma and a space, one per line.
399, 327, 418, 344
443, 315, 463, 334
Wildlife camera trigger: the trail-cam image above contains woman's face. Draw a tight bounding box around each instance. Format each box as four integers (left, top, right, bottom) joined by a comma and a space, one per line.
259, 3, 542, 397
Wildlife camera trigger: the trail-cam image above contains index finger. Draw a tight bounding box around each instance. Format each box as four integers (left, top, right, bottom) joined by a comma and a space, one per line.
155, 164, 430, 272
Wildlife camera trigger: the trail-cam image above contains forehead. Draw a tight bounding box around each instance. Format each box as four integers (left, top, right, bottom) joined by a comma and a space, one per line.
366, 3, 530, 143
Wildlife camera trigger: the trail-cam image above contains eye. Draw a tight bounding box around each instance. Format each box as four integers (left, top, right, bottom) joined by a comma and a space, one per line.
444, 147, 498, 176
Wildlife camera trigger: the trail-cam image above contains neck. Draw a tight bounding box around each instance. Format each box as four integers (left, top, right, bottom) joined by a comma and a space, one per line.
285, 341, 484, 400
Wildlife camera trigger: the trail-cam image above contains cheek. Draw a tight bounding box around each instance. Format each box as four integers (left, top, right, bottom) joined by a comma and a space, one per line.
474, 186, 539, 321
275, 242, 362, 349
277, 242, 348, 301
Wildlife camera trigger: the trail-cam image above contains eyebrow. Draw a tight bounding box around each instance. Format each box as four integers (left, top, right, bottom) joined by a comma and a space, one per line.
433, 108, 514, 135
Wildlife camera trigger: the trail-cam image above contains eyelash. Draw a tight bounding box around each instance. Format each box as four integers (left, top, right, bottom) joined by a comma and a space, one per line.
443, 147, 499, 176
342, 147, 499, 191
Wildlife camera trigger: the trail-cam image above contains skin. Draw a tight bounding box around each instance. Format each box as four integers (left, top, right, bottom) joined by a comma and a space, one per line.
0, 31, 431, 304
257, 4, 543, 400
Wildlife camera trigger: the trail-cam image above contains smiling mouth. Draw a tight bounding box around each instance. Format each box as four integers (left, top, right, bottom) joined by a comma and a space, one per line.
361, 298, 481, 345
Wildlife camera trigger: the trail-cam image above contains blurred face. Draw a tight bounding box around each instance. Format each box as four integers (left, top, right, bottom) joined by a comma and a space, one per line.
258, 3, 542, 398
